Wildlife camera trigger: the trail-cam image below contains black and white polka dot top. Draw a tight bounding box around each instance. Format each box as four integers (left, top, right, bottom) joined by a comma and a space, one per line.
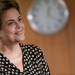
0, 43, 50, 75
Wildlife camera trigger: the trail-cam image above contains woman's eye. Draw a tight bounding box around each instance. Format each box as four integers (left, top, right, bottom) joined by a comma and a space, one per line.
19, 18, 22, 22
8, 22, 13, 26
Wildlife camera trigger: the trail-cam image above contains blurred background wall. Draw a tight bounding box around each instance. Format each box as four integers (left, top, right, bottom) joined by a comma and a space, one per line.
19, 0, 75, 74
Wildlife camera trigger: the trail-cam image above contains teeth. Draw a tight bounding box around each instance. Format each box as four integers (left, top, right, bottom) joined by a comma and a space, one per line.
16, 31, 23, 34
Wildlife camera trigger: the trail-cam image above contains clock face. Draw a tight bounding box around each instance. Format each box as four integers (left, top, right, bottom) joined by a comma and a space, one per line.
27, 0, 69, 35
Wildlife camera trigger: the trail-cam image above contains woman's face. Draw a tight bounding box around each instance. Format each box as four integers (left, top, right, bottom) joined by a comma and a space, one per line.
0, 8, 25, 44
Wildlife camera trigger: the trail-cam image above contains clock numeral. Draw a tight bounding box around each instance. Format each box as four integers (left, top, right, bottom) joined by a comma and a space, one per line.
32, 13, 37, 18
54, 24, 59, 28
57, 5, 65, 16
50, 14, 63, 24
32, 6, 39, 12
33, 19, 39, 25
58, 18, 63, 24
44, 0, 50, 4
38, 24, 44, 30
47, 26, 51, 30
59, 11, 65, 17
35, 0, 42, 6
57, 4, 63, 10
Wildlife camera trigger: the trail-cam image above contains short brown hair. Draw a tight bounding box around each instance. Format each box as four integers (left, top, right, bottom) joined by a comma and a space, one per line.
0, 0, 21, 30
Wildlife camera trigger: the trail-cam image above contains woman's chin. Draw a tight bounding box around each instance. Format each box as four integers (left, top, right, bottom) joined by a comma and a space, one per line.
16, 36, 25, 42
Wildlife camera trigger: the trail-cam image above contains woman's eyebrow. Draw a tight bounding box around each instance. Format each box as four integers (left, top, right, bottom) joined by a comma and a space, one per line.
6, 15, 21, 23
5, 20, 14, 25
18, 15, 21, 18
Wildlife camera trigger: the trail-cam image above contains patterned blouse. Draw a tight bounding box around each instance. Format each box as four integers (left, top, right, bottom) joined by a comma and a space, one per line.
0, 43, 50, 75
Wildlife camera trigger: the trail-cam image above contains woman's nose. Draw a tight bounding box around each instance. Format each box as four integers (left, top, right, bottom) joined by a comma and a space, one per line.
16, 22, 21, 29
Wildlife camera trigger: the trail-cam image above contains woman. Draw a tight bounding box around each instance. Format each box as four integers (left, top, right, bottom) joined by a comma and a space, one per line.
0, 0, 50, 75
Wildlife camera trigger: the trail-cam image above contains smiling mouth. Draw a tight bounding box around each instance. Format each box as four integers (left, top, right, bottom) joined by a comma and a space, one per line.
15, 30, 23, 35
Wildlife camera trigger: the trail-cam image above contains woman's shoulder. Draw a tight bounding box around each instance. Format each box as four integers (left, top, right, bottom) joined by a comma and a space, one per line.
19, 43, 44, 56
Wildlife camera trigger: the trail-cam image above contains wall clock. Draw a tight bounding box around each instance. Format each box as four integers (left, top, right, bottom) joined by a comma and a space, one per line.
27, 0, 69, 35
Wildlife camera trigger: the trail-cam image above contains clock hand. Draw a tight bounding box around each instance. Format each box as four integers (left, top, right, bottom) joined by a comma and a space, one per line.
47, 6, 51, 18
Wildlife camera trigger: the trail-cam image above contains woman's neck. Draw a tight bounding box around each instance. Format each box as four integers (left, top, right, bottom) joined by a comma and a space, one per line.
0, 42, 22, 60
